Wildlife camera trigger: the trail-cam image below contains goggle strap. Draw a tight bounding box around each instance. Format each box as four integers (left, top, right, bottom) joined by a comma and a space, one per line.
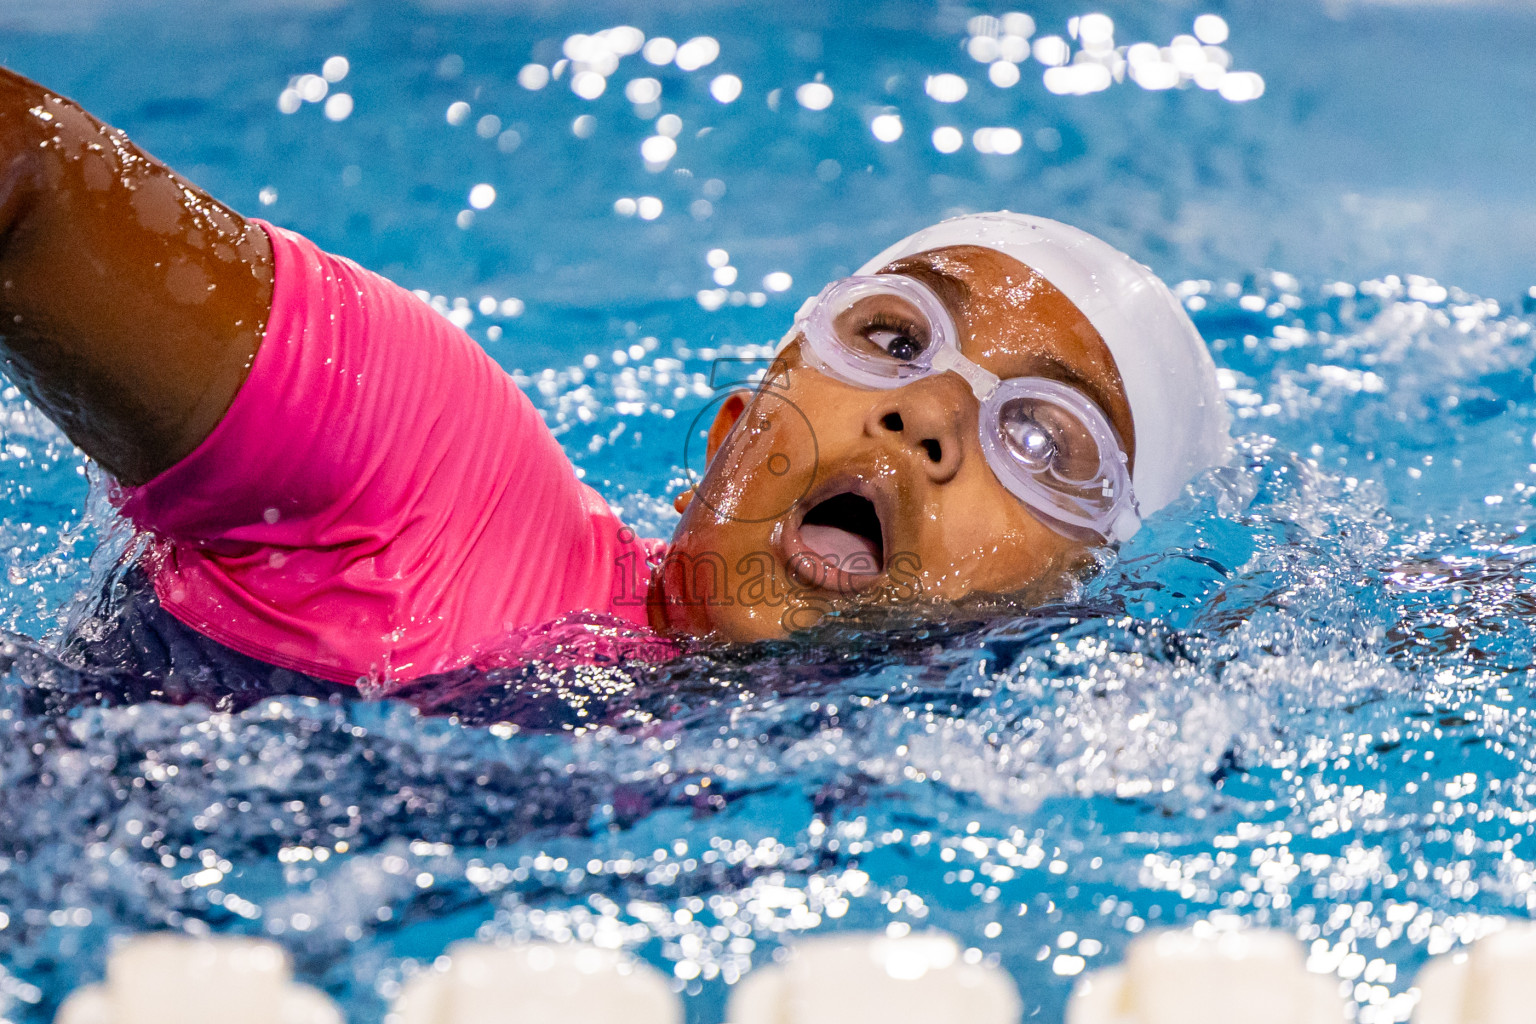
1108, 503, 1142, 543
930, 346, 1000, 401
793, 293, 820, 324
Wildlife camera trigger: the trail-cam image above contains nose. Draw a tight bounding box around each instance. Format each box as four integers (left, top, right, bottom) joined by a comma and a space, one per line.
863, 377, 969, 484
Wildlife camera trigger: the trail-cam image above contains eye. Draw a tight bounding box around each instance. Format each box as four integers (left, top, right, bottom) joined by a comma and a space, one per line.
862, 317, 924, 361
998, 399, 1102, 483
1004, 416, 1057, 466
831, 294, 931, 363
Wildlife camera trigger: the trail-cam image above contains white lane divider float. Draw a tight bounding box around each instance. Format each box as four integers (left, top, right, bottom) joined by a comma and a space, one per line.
56, 933, 341, 1024
391, 940, 680, 1024
61, 918, 1536, 1024
725, 931, 1021, 1024
1413, 921, 1536, 1023
1067, 926, 1348, 1024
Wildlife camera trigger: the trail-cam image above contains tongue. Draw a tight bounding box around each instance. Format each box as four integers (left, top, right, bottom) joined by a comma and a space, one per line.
800, 524, 881, 574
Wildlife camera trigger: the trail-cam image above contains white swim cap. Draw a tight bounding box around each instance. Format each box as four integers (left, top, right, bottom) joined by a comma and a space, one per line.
786, 211, 1231, 526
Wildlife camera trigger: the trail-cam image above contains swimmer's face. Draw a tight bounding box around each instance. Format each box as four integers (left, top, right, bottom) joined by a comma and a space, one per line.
654, 244, 1135, 640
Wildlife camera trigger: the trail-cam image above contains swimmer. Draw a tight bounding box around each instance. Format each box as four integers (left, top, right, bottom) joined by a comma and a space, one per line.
0, 67, 1229, 688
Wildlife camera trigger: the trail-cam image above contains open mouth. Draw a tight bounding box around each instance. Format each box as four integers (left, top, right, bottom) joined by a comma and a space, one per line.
797, 491, 886, 579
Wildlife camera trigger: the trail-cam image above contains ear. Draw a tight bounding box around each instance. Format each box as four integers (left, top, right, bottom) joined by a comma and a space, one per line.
675, 392, 749, 516
706, 391, 748, 462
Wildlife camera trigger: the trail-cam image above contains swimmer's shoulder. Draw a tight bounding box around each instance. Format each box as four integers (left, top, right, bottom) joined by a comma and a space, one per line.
0, 65, 273, 485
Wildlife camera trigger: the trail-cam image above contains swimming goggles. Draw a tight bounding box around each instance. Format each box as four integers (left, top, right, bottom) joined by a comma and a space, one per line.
792, 274, 1139, 541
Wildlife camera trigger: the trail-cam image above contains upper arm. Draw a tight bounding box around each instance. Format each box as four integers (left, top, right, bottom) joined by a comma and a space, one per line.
0, 65, 272, 485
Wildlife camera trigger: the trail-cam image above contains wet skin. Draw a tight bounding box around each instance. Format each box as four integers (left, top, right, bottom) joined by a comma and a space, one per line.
0, 67, 272, 486
655, 245, 1136, 641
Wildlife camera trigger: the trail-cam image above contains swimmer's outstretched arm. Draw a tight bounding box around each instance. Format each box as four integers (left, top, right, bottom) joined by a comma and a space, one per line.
0, 65, 272, 485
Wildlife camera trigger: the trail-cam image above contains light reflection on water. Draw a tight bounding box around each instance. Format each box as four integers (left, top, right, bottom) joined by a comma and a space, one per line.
3, 2, 1536, 1023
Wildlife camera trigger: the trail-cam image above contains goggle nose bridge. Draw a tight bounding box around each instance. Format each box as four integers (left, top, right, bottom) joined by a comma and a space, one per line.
928, 346, 1001, 403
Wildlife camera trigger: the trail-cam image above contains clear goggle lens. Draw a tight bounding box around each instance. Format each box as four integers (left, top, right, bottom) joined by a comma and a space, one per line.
978, 378, 1133, 536
794, 274, 1138, 539
797, 275, 955, 387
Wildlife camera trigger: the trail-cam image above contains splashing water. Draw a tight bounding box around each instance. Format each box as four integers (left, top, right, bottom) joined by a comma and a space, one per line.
0, 270, 1529, 1023
4, 3, 1536, 1024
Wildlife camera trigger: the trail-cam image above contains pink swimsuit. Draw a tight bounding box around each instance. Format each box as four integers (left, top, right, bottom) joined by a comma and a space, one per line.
114, 221, 664, 685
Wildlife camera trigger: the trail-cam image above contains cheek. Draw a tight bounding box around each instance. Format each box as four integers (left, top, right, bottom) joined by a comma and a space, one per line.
696, 389, 821, 525
972, 527, 1083, 591
925, 527, 1083, 599
909, 472, 1081, 594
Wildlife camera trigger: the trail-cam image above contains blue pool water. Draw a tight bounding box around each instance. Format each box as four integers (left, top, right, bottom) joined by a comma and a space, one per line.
4, 1, 1536, 1020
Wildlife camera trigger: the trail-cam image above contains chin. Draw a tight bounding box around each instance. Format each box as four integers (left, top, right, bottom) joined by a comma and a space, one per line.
647, 526, 854, 642
649, 585, 793, 642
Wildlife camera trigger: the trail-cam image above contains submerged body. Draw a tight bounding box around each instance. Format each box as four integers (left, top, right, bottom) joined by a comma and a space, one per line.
0, 65, 1226, 685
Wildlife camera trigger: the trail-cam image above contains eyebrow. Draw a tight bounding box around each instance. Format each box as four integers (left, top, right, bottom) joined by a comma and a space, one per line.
883, 261, 1123, 425
1023, 351, 1120, 427
881, 257, 974, 311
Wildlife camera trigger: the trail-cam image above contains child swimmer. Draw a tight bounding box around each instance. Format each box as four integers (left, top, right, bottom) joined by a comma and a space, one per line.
0, 67, 1229, 687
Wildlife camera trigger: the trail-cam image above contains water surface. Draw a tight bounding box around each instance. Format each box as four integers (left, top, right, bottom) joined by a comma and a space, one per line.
2, 3, 1536, 1021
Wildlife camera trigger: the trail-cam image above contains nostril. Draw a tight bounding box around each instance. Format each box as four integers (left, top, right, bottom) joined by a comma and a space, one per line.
920, 439, 942, 463
881, 412, 904, 432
